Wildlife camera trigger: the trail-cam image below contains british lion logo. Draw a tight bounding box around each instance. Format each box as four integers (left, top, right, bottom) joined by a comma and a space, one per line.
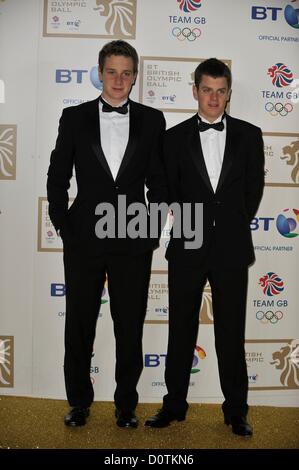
270, 339, 299, 388
281, 140, 299, 184
0, 125, 17, 180
94, 0, 136, 38
258, 272, 284, 296
0, 336, 14, 387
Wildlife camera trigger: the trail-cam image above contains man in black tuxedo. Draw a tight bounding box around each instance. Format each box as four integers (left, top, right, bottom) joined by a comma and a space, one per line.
47, 40, 167, 428
145, 58, 264, 436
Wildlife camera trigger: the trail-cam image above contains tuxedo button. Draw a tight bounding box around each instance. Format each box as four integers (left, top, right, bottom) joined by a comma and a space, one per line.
215, 201, 221, 205
115, 186, 119, 190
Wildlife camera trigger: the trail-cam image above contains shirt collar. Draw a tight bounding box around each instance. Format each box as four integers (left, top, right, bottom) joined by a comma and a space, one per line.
197, 113, 226, 129
99, 95, 130, 110
199, 113, 225, 123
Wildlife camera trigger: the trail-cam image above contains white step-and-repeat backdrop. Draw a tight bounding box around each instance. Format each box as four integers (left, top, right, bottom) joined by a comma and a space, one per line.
0, 0, 298, 407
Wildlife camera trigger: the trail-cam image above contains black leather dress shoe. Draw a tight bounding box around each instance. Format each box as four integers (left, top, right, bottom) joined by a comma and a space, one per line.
224, 416, 253, 437
64, 407, 90, 427
115, 409, 138, 428
144, 408, 185, 428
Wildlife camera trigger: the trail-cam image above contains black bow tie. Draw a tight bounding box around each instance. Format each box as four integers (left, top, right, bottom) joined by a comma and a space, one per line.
100, 96, 129, 114
197, 116, 224, 132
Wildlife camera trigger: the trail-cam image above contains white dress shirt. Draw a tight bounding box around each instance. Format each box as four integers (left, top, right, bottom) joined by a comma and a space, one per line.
99, 98, 129, 180
198, 114, 227, 193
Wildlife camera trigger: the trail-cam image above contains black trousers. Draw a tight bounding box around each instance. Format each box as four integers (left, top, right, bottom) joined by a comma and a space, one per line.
63, 248, 153, 411
163, 257, 249, 418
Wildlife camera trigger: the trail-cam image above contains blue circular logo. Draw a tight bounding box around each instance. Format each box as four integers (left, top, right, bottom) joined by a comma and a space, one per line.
284, 5, 299, 28
90, 66, 103, 90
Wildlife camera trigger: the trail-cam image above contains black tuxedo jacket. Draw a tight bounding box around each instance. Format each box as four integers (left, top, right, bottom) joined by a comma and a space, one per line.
47, 97, 167, 255
164, 114, 265, 268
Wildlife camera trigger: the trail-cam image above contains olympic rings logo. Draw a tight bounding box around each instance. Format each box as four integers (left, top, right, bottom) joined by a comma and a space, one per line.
256, 310, 283, 324
265, 102, 293, 117
172, 27, 201, 41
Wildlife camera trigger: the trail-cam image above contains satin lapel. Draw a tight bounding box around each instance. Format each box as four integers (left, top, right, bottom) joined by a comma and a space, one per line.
89, 97, 114, 180
216, 115, 236, 192
116, 100, 142, 181
189, 115, 214, 193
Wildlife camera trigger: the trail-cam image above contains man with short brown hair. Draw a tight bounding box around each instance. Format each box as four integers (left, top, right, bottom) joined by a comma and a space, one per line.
47, 40, 167, 428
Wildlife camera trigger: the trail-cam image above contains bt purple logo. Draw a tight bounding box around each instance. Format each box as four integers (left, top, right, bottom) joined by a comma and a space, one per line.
191, 345, 206, 374
276, 208, 299, 238
285, 1, 299, 28
248, 373, 259, 383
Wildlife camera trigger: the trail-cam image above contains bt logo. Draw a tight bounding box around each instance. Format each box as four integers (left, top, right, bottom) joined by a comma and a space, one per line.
55, 66, 103, 90
144, 345, 206, 372
51, 282, 108, 301
251, 209, 299, 237
51, 283, 65, 296
144, 353, 167, 367
251, 6, 282, 21
250, 217, 274, 231
162, 95, 176, 102
251, 3, 299, 28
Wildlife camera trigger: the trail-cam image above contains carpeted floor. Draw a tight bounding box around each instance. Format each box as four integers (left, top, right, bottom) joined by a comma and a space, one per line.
0, 396, 298, 449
